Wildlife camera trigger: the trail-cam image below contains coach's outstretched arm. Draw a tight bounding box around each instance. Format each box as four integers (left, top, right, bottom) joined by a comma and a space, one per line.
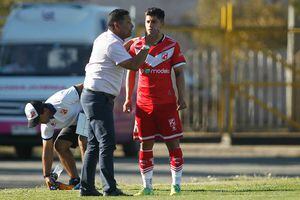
118, 30, 158, 71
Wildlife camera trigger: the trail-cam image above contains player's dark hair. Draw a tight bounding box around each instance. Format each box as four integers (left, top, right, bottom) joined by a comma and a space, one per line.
145, 7, 165, 22
30, 100, 44, 114
107, 9, 130, 28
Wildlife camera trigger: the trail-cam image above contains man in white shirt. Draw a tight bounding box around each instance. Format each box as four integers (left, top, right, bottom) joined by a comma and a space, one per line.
24, 83, 86, 190
80, 8, 157, 196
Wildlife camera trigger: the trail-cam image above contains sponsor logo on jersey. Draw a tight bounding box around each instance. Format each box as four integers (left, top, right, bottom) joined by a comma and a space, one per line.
141, 68, 170, 74
168, 118, 177, 131
144, 69, 151, 74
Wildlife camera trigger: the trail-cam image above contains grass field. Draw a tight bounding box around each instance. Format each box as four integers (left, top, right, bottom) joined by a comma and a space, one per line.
1, 177, 300, 199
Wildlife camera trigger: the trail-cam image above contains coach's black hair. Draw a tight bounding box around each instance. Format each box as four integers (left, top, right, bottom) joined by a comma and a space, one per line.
145, 7, 165, 22
107, 9, 130, 28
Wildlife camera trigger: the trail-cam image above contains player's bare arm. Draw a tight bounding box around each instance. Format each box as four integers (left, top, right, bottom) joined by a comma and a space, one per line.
174, 66, 187, 110
42, 139, 55, 187
123, 70, 137, 113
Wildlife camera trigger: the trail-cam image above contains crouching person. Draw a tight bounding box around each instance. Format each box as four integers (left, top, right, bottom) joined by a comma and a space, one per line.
24, 83, 87, 190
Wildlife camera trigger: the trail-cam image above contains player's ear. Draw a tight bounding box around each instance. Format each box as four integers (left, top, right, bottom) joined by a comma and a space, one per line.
113, 21, 120, 31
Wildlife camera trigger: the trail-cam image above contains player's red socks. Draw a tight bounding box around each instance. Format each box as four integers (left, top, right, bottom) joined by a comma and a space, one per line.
139, 150, 154, 173
169, 147, 184, 185
139, 150, 154, 189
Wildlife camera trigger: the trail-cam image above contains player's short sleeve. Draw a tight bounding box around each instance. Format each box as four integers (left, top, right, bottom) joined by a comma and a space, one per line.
107, 41, 132, 65
171, 42, 186, 68
41, 124, 54, 140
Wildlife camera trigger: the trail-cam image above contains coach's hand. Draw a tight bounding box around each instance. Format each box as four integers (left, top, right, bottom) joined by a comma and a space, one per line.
45, 176, 57, 190
123, 99, 132, 113
124, 38, 138, 51
177, 98, 187, 110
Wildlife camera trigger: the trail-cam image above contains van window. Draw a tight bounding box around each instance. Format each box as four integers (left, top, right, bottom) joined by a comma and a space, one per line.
0, 44, 91, 76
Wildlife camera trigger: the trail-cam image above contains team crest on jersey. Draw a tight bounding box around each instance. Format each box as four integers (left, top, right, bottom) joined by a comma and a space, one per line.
162, 52, 168, 60
168, 118, 177, 131
145, 47, 175, 68
60, 108, 68, 115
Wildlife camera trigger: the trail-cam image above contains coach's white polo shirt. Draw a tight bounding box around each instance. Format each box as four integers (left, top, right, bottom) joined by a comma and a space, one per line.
41, 86, 81, 140
84, 29, 132, 97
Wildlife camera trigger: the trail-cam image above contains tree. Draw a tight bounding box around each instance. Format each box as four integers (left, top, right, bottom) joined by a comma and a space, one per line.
187, 0, 287, 50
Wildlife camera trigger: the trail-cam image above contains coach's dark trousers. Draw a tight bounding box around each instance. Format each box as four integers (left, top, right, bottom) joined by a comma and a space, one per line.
80, 88, 116, 193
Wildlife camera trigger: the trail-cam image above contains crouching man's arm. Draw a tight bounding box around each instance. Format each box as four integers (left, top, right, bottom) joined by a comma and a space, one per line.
42, 138, 55, 188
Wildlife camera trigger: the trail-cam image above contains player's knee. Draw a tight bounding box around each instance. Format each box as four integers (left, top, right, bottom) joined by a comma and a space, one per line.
140, 140, 154, 150
166, 139, 180, 151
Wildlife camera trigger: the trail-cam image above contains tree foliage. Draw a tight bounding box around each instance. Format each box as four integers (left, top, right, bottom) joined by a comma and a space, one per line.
189, 0, 287, 51
194, 0, 286, 27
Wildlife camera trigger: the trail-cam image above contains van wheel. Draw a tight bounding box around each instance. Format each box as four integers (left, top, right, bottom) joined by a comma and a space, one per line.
122, 141, 139, 157
15, 146, 33, 159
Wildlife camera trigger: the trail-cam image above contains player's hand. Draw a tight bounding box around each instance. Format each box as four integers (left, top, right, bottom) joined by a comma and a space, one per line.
123, 99, 132, 113
45, 176, 57, 190
177, 98, 187, 110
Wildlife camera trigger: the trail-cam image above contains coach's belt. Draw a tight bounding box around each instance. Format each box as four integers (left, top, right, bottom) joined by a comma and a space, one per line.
84, 88, 116, 100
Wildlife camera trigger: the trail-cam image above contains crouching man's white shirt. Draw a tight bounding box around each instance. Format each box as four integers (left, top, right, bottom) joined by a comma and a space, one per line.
41, 86, 81, 140
83, 29, 132, 97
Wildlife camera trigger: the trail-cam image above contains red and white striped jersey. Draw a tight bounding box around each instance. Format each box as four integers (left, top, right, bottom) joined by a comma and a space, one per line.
129, 35, 186, 107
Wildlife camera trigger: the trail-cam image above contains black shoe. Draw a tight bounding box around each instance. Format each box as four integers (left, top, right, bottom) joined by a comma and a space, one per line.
103, 188, 130, 196
80, 189, 102, 196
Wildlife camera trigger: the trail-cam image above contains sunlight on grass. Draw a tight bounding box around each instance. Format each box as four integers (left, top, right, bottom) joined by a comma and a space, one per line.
1, 177, 300, 200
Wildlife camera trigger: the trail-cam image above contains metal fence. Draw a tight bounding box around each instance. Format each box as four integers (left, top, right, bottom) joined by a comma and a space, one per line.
182, 49, 290, 132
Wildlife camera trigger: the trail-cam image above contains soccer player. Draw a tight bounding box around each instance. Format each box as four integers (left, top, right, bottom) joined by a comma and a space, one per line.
123, 7, 187, 196
24, 84, 86, 190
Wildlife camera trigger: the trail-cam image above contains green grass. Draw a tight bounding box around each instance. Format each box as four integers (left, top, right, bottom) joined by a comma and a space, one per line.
1, 177, 300, 199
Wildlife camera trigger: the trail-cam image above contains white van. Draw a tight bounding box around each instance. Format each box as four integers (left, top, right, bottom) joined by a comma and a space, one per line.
0, 3, 137, 158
